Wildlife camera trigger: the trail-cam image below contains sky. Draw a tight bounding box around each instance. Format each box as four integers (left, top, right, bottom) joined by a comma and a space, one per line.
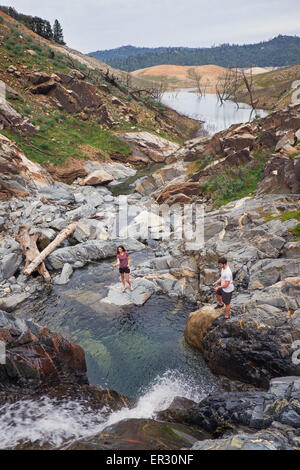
4, 0, 300, 53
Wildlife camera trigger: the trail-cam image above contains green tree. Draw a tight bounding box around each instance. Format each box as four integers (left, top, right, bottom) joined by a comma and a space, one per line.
53, 19, 65, 45
44, 20, 53, 40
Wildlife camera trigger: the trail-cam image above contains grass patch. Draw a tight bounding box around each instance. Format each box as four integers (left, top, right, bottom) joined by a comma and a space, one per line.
3, 114, 132, 166
201, 151, 269, 208
265, 210, 300, 223
187, 154, 216, 176
289, 223, 300, 237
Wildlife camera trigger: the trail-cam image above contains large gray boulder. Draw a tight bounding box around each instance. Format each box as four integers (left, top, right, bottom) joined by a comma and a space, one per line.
47, 239, 145, 270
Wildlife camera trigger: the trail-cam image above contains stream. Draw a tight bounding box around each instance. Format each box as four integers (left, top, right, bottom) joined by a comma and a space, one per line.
0, 91, 262, 450
1, 249, 219, 449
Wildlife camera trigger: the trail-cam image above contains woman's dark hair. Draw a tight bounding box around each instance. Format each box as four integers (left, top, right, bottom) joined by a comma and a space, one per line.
218, 257, 227, 265
117, 246, 126, 255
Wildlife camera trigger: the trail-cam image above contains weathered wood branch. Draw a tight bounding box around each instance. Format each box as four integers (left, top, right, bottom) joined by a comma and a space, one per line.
17, 225, 51, 282
22, 222, 78, 279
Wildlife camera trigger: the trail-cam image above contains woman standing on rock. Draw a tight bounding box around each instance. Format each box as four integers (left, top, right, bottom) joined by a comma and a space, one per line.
113, 246, 134, 293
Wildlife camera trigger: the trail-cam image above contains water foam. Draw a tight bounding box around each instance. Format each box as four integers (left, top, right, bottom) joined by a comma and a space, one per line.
0, 370, 213, 449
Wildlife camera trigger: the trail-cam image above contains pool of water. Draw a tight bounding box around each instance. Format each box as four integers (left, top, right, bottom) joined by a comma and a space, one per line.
161, 90, 268, 135
18, 251, 219, 399
110, 163, 164, 197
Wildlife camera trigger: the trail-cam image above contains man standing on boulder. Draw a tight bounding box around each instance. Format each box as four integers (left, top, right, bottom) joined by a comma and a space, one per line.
213, 257, 234, 319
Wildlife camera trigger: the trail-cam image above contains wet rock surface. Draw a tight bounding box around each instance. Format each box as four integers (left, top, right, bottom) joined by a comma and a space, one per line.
64, 419, 209, 451
0, 310, 87, 388
158, 376, 300, 449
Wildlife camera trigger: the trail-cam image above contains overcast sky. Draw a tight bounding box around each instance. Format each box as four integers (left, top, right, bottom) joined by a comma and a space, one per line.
4, 0, 300, 53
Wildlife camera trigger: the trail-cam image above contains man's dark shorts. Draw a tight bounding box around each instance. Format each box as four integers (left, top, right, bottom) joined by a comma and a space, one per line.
216, 288, 233, 305
119, 267, 130, 274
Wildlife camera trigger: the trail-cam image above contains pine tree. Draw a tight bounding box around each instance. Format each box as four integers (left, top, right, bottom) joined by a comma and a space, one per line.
44, 21, 53, 40
53, 19, 65, 45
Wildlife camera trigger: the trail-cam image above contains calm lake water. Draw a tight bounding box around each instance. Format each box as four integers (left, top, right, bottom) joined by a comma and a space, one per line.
161, 89, 268, 135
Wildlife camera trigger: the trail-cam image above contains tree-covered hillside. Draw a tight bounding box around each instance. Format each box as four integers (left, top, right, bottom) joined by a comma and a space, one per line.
89, 35, 300, 71
0, 5, 65, 44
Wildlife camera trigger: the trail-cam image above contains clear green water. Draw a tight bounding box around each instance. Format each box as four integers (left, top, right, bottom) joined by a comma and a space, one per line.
18, 251, 219, 398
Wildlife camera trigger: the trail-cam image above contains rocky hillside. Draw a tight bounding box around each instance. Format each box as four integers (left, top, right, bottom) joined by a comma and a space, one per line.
0, 11, 199, 196
138, 103, 300, 206
234, 64, 300, 110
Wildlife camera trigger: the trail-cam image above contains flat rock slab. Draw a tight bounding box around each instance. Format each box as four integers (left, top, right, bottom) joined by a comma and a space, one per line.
0, 293, 30, 312
62, 290, 108, 313
102, 278, 157, 306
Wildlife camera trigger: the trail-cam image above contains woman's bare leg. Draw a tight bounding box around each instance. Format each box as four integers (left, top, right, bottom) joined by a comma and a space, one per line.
126, 273, 133, 291
121, 273, 126, 292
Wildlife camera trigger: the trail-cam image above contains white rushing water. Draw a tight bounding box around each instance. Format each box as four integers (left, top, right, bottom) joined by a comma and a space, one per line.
0, 370, 214, 449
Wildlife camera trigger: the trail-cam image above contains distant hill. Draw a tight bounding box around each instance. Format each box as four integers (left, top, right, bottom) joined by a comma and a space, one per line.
89, 36, 300, 71
132, 64, 231, 91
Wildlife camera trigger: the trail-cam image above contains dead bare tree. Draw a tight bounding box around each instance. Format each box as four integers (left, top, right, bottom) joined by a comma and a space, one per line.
216, 68, 240, 105
187, 68, 204, 96
241, 67, 257, 113
216, 66, 257, 113
149, 80, 168, 102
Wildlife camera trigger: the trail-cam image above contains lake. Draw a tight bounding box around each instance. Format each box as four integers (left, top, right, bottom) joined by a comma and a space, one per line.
161, 89, 268, 135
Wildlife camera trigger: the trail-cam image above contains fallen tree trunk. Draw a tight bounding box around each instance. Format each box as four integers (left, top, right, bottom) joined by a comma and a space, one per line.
22, 222, 78, 279
17, 225, 51, 283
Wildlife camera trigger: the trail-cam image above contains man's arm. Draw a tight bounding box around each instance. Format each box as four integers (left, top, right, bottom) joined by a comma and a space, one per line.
219, 280, 230, 290
214, 277, 222, 286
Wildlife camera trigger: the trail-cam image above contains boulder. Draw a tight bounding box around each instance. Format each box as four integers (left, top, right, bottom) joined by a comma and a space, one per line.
256, 155, 300, 194
73, 219, 109, 242
102, 278, 157, 306
192, 429, 296, 450
82, 169, 114, 186
116, 132, 179, 163
47, 239, 145, 270
53, 263, 74, 285
0, 311, 87, 387
38, 182, 75, 204
199, 294, 300, 387
221, 133, 256, 152
0, 294, 30, 312
65, 418, 209, 451
0, 135, 52, 200
184, 306, 223, 352
2, 252, 23, 280
158, 376, 300, 438
156, 182, 203, 204
275, 130, 296, 152
27, 72, 52, 85
30, 79, 57, 95
248, 259, 300, 290
0, 95, 36, 135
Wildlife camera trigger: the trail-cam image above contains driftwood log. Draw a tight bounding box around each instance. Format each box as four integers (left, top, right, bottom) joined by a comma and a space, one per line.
17, 225, 51, 282
18, 222, 77, 281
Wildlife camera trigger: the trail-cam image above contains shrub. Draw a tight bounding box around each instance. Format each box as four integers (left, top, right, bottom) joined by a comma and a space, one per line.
23, 105, 32, 116
290, 224, 300, 237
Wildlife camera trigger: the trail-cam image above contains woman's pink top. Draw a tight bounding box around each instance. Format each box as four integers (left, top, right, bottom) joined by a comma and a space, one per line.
117, 251, 129, 268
